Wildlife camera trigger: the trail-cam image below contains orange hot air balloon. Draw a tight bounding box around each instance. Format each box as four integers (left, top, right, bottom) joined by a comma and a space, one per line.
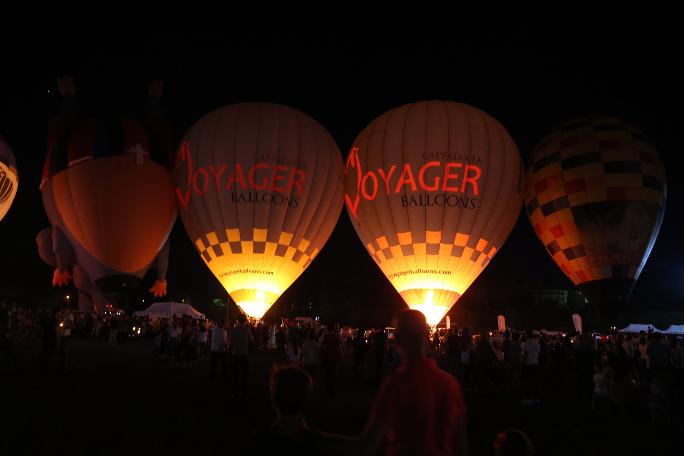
344, 101, 524, 326
525, 116, 666, 321
175, 103, 344, 319
0, 134, 18, 222
40, 82, 177, 302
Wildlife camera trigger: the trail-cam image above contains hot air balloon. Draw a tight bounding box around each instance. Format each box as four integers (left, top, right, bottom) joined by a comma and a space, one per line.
0, 134, 18, 222
344, 101, 524, 326
525, 116, 666, 323
175, 103, 344, 320
39, 78, 177, 307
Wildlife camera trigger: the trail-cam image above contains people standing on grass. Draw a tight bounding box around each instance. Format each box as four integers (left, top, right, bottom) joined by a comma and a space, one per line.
230, 315, 254, 399
210, 321, 229, 379
300, 329, 320, 382
521, 330, 540, 405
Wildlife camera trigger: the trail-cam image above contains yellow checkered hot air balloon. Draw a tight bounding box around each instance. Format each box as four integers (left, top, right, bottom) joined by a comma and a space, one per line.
525, 116, 666, 322
175, 103, 344, 319
344, 101, 524, 326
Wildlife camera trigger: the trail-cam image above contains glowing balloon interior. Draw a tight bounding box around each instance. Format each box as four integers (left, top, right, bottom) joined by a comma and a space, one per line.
175, 103, 344, 319
344, 101, 523, 326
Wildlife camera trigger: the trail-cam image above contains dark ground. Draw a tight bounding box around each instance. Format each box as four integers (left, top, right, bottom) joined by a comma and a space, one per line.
1, 337, 681, 455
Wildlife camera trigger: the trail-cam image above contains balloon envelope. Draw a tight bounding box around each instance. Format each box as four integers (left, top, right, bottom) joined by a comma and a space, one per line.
344, 101, 523, 326
0, 134, 18, 222
175, 103, 344, 319
43, 156, 176, 274
525, 116, 666, 318
41, 117, 177, 294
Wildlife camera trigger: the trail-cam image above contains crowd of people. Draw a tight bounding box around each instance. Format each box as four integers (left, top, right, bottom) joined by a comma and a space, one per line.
434, 327, 684, 421
3, 299, 684, 454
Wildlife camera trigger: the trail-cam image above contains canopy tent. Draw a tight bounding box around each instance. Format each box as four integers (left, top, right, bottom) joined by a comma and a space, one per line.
616, 311, 684, 331
134, 302, 205, 320
619, 323, 656, 333
540, 329, 567, 336
663, 325, 684, 335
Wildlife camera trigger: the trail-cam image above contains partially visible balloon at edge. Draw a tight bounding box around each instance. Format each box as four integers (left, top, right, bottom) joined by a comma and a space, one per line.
0, 134, 18, 223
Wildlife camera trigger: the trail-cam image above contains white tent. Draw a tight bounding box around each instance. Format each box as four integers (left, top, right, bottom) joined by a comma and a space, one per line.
663, 325, 684, 335
134, 302, 205, 320
619, 323, 656, 333
540, 329, 566, 337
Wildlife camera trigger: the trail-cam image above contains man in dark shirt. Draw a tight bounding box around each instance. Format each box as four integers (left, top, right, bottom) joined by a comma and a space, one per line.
473, 333, 496, 393
647, 332, 669, 371
230, 316, 254, 399
353, 330, 367, 377
321, 324, 342, 396
446, 329, 460, 375
372, 328, 388, 385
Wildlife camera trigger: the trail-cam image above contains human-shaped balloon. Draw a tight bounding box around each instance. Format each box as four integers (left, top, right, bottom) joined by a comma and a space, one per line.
38, 76, 177, 312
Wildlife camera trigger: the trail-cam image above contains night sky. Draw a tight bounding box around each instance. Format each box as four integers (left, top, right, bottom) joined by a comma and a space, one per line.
1, 27, 682, 321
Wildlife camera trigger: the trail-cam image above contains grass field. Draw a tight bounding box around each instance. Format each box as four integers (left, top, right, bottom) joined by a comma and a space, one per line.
1, 338, 681, 455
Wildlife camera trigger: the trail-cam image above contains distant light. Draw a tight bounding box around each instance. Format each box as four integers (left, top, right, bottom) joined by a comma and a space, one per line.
59, 322, 64, 327
66, 295, 70, 299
